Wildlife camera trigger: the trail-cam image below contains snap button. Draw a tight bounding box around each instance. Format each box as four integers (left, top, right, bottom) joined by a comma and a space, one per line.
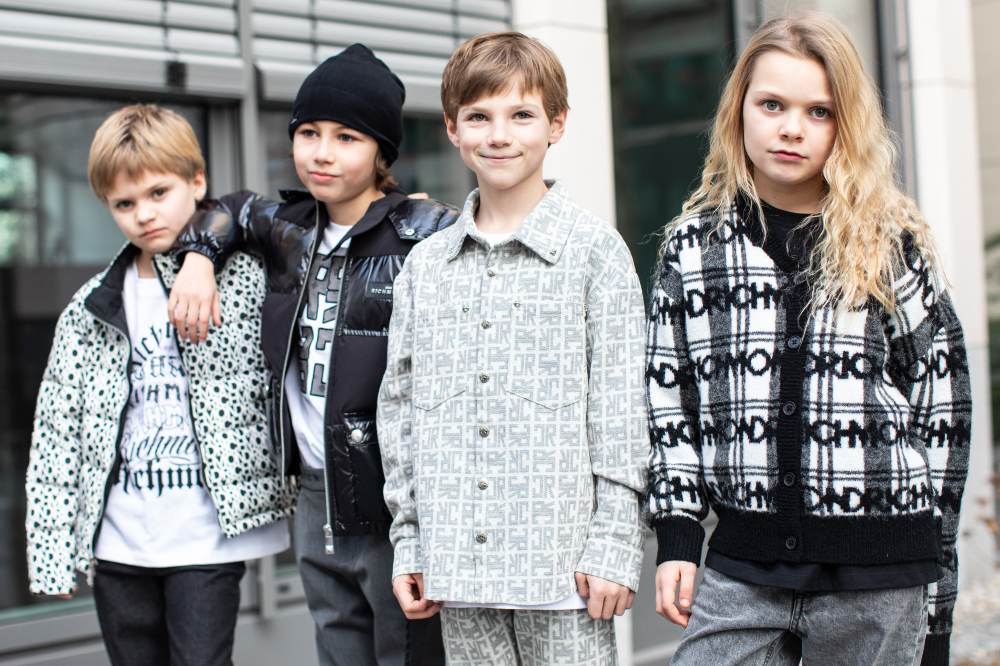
785, 536, 798, 550
478, 480, 488, 490
481, 320, 491, 329
462, 305, 470, 313
512, 301, 520, 309
781, 402, 797, 416
782, 472, 796, 487
479, 374, 489, 383
476, 533, 488, 544
350, 428, 364, 443
786, 336, 802, 350
404, 228, 415, 236
479, 426, 489, 438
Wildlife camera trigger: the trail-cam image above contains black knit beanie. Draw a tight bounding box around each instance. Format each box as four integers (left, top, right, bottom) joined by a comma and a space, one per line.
288, 44, 406, 165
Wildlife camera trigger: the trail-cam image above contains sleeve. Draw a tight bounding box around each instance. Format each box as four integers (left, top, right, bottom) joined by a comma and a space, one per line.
884, 249, 971, 666
173, 190, 274, 271
377, 257, 423, 579
645, 242, 709, 566
574, 233, 648, 592
24, 298, 90, 595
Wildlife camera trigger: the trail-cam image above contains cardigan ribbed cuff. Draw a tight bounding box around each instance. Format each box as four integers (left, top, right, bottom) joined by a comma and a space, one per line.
919, 633, 949, 666
653, 517, 705, 566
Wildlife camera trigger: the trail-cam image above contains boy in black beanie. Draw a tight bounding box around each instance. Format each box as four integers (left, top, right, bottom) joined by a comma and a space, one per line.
168, 44, 455, 666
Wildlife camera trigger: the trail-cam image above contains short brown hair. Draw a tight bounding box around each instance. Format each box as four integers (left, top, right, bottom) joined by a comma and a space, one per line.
441, 32, 569, 123
375, 151, 397, 191
88, 104, 205, 201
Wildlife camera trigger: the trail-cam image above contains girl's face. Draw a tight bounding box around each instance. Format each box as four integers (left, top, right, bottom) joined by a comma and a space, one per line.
742, 50, 836, 212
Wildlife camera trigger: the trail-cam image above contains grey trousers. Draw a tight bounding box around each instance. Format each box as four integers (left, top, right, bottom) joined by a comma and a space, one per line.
440, 607, 617, 666
671, 568, 928, 666
295, 466, 444, 666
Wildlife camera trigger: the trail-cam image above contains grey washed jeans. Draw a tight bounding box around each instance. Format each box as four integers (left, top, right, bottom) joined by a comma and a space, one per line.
671, 568, 927, 666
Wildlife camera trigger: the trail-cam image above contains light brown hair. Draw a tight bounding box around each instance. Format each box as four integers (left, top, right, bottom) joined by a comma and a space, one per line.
88, 104, 205, 201
663, 12, 941, 313
441, 32, 569, 123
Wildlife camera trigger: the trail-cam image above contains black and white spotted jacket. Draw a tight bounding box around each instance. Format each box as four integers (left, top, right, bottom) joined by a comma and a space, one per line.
25, 244, 294, 595
646, 203, 970, 665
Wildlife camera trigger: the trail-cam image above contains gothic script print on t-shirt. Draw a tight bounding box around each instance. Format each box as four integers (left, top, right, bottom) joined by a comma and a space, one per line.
114, 319, 202, 495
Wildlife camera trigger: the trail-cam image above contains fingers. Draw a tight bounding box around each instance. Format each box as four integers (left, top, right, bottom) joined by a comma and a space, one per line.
581, 575, 632, 621
625, 590, 635, 611
655, 562, 690, 627
392, 574, 441, 620
196, 300, 211, 343
575, 571, 590, 598
678, 564, 697, 613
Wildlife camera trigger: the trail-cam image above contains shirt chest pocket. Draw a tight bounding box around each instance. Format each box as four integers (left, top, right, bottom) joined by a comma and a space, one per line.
505, 298, 587, 410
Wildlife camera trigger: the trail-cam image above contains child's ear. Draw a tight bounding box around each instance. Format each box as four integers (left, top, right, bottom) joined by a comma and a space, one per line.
547, 109, 568, 147
444, 112, 460, 148
191, 170, 208, 202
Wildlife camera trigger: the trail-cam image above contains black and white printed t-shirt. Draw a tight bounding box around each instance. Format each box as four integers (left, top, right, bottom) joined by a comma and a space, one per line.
285, 222, 353, 469
95, 261, 288, 567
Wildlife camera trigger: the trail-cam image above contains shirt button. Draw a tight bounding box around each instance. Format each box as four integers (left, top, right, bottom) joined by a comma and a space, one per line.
481, 320, 491, 329
782, 472, 796, 487
487, 268, 497, 277
462, 305, 470, 313
479, 426, 489, 438
479, 374, 489, 383
785, 536, 798, 550
476, 533, 488, 544
478, 480, 489, 490
350, 428, 364, 443
512, 301, 521, 309
781, 402, 797, 416
786, 336, 802, 350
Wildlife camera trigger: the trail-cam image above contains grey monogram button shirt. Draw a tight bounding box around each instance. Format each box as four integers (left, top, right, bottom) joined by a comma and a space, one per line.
378, 181, 647, 605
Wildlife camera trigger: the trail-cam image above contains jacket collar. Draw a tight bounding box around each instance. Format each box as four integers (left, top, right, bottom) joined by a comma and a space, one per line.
444, 180, 574, 264
83, 243, 141, 331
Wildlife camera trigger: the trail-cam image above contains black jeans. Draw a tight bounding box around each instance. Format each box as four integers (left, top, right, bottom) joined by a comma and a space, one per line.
93, 559, 246, 666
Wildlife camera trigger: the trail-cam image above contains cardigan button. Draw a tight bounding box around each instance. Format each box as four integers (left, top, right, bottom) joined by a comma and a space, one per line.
782, 472, 796, 487
781, 402, 797, 416
786, 336, 802, 350
785, 536, 798, 550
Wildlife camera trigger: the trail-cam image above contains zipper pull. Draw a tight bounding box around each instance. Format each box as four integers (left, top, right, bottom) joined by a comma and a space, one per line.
323, 524, 334, 554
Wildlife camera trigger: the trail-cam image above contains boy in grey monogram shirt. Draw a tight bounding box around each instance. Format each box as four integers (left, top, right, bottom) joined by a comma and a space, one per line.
377, 32, 647, 665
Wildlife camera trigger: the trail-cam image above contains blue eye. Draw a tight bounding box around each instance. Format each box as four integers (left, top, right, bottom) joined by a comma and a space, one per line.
467, 113, 487, 122
763, 100, 781, 112
811, 107, 832, 119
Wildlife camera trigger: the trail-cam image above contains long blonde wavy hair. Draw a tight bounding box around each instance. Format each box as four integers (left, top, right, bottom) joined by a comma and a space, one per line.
664, 13, 940, 312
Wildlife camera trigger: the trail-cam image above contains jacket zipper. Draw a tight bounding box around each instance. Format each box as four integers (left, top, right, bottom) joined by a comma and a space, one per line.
87, 308, 133, 584
279, 204, 336, 553
153, 262, 218, 520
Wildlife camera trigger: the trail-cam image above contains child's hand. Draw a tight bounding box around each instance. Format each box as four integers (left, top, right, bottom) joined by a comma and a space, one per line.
575, 572, 635, 621
392, 573, 441, 620
655, 560, 698, 627
168, 253, 221, 344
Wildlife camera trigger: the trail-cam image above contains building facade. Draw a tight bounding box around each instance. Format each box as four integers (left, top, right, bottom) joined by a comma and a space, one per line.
0, 1, 994, 664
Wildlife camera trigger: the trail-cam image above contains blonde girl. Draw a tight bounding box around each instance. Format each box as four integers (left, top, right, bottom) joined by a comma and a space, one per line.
645, 13, 969, 666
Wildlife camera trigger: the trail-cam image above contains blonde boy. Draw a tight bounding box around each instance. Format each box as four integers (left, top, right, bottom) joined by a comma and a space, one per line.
377, 33, 647, 664
25, 105, 291, 666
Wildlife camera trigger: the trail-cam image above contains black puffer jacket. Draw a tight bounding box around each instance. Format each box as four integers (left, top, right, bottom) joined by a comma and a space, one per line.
177, 189, 458, 537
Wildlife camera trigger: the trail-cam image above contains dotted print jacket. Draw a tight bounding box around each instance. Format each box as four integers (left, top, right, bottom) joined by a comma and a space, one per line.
25, 244, 295, 595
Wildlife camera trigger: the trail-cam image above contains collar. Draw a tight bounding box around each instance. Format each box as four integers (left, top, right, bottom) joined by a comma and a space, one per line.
444, 180, 574, 263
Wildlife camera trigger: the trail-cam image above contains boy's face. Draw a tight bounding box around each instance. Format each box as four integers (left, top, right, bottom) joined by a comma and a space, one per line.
445, 86, 566, 195
105, 169, 206, 259
292, 120, 381, 206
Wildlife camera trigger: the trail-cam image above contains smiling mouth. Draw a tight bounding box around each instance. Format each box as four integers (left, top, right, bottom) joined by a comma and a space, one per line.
480, 154, 520, 161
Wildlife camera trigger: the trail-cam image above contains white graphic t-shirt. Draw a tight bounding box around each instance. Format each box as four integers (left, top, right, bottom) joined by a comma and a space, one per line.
286, 222, 353, 469
95, 261, 288, 567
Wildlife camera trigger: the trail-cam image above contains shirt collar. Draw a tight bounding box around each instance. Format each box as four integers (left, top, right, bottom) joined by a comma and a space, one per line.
444, 180, 574, 264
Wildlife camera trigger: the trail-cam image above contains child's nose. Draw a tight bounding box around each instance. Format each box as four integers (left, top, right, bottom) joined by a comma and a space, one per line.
489, 120, 512, 145
780, 112, 804, 139
314, 135, 335, 162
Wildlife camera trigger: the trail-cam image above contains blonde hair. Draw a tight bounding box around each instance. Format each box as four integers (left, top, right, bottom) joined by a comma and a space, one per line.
88, 104, 205, 201
441, 32, 569, 123
663, 13, 940, 312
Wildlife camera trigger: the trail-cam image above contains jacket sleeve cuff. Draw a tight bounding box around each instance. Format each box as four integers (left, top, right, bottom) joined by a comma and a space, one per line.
171, 244, 225, 273
919, 632, 949, 666
654, 517, 705, 566
391, 537, 423, 579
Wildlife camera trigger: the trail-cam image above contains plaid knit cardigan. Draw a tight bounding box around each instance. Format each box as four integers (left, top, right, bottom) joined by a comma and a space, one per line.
645, 203, 971, 665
